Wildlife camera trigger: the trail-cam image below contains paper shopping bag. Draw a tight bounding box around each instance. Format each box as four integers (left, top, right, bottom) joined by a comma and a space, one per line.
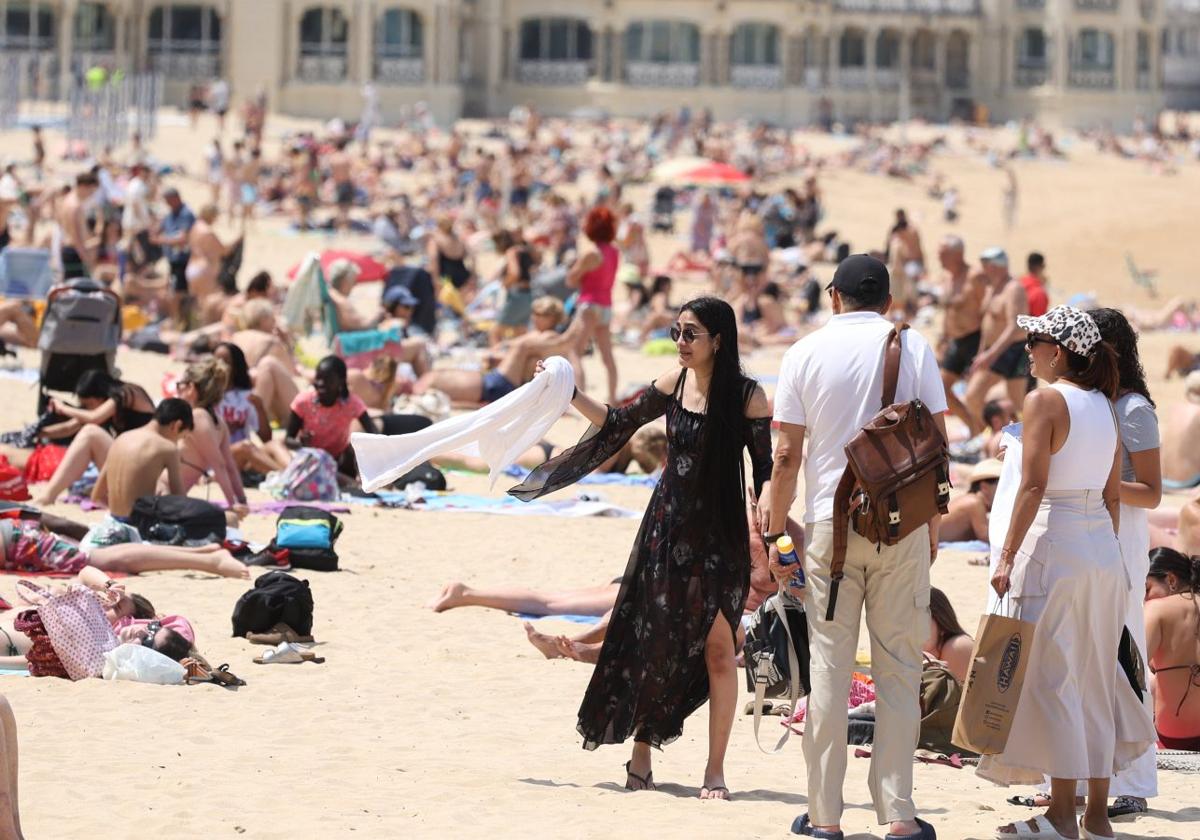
951, 610, 1034, 755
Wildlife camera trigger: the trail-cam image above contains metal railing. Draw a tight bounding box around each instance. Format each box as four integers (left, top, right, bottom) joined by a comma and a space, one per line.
297, 53, 348, 83
730, 64, 783, 89
625, 61, 699, 87
1015, 64, 1049, 86
876, 68, 901, 88
838, 66, 870, 88
1069, 67, 1115, 87
1074, 0, 1118, 9
515, 60, 589, 86
376, 57, 424, 84
833, 0, 980, 13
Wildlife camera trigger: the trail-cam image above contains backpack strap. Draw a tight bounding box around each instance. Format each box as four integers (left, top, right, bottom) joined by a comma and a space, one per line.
880, 323, 909, 408
751, 594, 805, 754
827, 467, 857, 621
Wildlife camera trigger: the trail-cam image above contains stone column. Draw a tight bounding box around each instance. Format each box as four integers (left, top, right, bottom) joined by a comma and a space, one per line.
590, 25, 603, 80
357, 0, 374, 84
443, 4, 460, 84
115, 8, 128, 71
59, 0, 78, 95
612, 26, 625, 83
828, 28, 841, 89
699, 29, 714, 85
716, 30, 730, 85
898, 27, 912, 123
866, 27, 878, 89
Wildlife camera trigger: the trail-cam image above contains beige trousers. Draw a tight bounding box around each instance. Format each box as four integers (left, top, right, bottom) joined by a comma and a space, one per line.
801, 520, 931, 826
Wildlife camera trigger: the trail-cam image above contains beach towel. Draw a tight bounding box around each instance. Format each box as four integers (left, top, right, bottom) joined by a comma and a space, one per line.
351, 355, 575, 492
986, 424, 1023, 614
938, 540, 990, 553
359, 491, 638, 519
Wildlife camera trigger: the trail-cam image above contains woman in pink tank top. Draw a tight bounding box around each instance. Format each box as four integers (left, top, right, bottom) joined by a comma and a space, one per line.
567, 206, 621, 404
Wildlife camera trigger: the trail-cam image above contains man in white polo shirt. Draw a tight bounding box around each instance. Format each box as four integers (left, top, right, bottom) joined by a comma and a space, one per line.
765, 254, 947, 840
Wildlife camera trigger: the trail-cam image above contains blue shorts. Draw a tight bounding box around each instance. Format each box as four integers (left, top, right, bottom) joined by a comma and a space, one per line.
481, 370, 517, 403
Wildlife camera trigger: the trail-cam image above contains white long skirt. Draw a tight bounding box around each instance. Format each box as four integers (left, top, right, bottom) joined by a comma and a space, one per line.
978, 491, 1156, 785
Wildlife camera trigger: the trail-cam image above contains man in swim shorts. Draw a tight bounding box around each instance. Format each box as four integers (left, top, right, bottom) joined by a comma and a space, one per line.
963, 247, 1029, 434
936, 236, 986, 429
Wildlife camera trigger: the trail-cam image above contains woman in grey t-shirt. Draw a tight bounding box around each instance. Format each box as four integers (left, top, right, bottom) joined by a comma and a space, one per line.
1094, 308, 1162, 813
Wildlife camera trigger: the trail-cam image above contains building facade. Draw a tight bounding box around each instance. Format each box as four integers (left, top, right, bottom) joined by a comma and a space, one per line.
0, 0, 1173, 127
1164, 0, 1200, 109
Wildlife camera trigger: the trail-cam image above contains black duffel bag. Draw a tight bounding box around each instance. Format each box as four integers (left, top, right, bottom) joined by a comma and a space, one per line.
130, 495, 227, 545
231, 571, 314, 637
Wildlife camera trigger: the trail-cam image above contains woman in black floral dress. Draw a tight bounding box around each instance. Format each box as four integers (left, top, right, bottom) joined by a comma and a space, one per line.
511, 296, 774, 800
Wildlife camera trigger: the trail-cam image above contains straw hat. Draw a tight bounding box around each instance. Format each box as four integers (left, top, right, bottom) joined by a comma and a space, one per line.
968, 458, 1004, 485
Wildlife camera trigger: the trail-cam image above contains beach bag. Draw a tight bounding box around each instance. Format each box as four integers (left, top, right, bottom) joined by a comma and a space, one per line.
829, 324, 950, 620
744, 591, 810, 754
13, 608, 69, 678
130, 495, 227, 544
919, 660, 971, 756
102, 643, 186, 685
951, 604, 1034, 755
0, 456, 30, 502
274, 448, 340, 502
22, 444, 66, 484
16, 580, 119, 681
393, 461, 446, 491
231, 571, 314, 638
271, 506, 342, 572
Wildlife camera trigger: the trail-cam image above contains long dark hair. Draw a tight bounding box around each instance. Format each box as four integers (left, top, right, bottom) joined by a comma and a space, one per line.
1090, 308, 1155, 407
1058, 339, 1120, 400
930, 588, 967, 649
214, 342, 253, 391
75, 369, 125, 401
1148, 547, 1200, 593
679, 296, 751, 549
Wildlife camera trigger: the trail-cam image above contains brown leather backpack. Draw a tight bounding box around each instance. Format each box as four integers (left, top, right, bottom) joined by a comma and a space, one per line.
828, 324, 950, 620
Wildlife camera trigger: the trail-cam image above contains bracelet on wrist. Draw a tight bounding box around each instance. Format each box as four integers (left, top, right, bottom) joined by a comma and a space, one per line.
763, 532, 786, 544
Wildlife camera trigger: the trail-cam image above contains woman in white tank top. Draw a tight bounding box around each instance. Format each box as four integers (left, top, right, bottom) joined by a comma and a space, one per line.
983, 306, 1155, 840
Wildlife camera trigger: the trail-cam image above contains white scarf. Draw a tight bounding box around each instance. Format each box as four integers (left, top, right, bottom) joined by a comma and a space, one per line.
351, 355, 576, 493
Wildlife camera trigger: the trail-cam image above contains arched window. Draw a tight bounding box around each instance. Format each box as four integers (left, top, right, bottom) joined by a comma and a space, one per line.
519, 18, 592, 62
378, 8, 422, 58
148, 5, 221, 79
75, 2, 116, 52
838, 28, 866, 68
376, 8, 423, 83
298, 6, 349, 82
730, 22, 779, 67
625, 20, 700, 64
912, 29, 936, 71
1075, 28, 1115, 69
875, 29, 901, 69
0, 1, 56, 49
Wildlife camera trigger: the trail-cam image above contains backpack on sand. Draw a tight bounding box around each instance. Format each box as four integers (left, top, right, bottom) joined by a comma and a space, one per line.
270, 505, 343, 572
743, 590, 810, 754
231, 571, 314, 638
130, 495, 227, 544
273, 448, 339, 502
828, 324, 950, 620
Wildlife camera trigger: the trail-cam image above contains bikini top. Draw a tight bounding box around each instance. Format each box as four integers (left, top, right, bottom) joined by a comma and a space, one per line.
1150, 601, 1200, 717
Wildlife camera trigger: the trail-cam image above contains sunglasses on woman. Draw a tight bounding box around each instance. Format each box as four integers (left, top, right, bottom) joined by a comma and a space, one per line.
139, 620, 163, 648
670, 326, 710, 344
1025, 335, 1057, 350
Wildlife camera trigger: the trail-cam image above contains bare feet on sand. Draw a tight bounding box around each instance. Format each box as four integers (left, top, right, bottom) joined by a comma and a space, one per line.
523, 622, 564, 659
215, 550, 251, 579
426, 582, 469, 612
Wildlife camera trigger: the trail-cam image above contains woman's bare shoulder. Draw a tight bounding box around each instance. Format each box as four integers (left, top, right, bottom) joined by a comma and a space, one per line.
652, 368, 683, 395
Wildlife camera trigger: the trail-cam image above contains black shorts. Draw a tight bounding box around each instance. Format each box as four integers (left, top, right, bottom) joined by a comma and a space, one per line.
941, 330, 981, 376
335, 181, 355, 208
990, 341, 1031, 380
169, 259, 190, 293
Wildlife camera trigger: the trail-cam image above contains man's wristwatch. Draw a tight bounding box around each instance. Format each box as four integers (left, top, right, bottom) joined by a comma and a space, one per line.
762, 532, 786, 545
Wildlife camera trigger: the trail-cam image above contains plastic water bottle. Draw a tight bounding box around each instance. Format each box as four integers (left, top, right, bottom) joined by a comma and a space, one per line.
776, 534, 806, 591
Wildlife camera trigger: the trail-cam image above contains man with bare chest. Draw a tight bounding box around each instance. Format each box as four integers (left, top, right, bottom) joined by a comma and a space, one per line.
92, 400, 193, 518
963, 248, 1029, 434
330, 141, 355, 231
57, 172, 99, 279
937, 236, 987, 429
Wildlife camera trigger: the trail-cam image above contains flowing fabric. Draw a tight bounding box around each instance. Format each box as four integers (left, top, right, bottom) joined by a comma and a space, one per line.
510, 371, 774, 749
351, 356, 575, 492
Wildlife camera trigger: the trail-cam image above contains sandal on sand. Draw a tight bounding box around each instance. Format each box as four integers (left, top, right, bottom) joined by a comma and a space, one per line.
254, 642, 325, 665
886, 818, 937, 840
699, 785, 731, 801
246, 623, 315, 646
184, 660, 246, 688
791, 814, 845, 839
623, 761, 655, 791
1106, 796, 1147, 818
995, 816, 1072, 839
1007, 795, 1051, 808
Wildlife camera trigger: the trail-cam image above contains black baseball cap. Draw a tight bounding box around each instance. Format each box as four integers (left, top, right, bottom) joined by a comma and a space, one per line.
826, 254, 890, 304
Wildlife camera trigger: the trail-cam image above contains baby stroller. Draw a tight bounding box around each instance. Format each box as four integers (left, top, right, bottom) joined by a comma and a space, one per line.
651, 186, 677, 233
36, 278, 122, 413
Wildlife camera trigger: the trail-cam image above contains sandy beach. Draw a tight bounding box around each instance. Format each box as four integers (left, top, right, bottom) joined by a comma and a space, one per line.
0, 112, 1197, 839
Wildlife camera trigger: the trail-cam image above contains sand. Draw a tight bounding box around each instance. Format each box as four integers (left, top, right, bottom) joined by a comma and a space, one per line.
0, 113, 1197, 839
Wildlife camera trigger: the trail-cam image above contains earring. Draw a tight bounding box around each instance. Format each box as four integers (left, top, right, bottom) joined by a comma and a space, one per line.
1050, 360, 1057, 368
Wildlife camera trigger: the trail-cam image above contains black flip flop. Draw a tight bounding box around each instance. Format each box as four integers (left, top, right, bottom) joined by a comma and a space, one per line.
623, 761, 655, 791
1007, 794, 1048, 808
885, 817, 937, 840
791, 814, 845, 839
1107, 796, 1147, 818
